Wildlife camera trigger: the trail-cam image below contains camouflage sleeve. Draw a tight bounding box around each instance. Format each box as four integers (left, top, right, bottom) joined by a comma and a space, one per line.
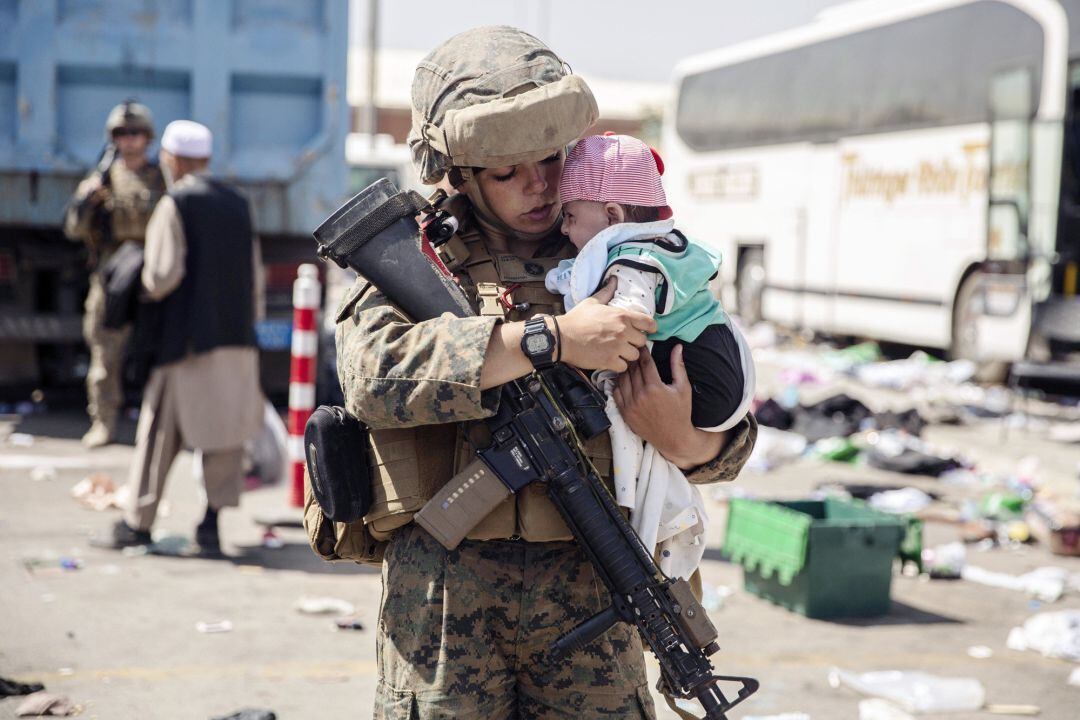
335, 279, 502, 429
63, 172, 99, 242
684, 413, 758, 485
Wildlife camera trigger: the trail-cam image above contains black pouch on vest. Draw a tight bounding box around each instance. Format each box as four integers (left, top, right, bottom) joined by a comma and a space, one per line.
303, 405, 372, 523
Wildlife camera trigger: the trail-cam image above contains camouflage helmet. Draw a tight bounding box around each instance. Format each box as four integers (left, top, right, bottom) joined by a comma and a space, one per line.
408, 26, 598, 185
105, 100, 154, 139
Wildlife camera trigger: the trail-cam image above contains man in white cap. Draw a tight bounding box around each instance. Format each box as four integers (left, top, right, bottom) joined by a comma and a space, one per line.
94, 119, 264, 555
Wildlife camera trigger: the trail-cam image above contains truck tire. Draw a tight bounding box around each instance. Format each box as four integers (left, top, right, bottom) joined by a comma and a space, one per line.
736, 247, 765, 326
951, 271, 1009, 383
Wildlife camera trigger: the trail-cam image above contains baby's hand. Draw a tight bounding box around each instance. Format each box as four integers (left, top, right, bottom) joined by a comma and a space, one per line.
558, 278, 655, 373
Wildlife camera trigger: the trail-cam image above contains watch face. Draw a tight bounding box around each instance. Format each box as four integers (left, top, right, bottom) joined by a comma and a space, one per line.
525, 333, 551, 355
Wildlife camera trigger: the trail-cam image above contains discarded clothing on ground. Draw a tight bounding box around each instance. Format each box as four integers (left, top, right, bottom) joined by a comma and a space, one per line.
0, 676, 44, 697
871, 408, 927, 436
758, 393, 931, 443
791, 394, 873, 442
15, 692, 75, 717
865, 430, 962, 477
211, 710, 277, 720
754, 398, 793, 431
867, 446, 962, 477
816, 482, 940, 502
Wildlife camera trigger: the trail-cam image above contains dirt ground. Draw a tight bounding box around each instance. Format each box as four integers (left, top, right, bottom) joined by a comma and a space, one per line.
1, 347, 1079, 719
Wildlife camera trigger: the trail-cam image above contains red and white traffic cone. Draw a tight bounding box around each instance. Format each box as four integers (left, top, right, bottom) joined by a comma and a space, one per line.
287, 264, 320, 508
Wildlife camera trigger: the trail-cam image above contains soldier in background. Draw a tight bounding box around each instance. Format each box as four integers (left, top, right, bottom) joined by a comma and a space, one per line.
94, 120, 263, 555
64, 101, 165, 448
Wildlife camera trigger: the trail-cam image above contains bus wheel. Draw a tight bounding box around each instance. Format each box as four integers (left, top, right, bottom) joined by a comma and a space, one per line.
736, 247, 765, 326
951, 272, 1008, 383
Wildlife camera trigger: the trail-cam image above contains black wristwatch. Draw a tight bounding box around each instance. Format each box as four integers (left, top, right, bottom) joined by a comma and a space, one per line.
520, 315, 556, 369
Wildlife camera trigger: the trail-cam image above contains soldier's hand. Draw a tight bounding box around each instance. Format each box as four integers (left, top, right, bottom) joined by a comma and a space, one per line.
78, 175, 109, 209
89, 185, 111, 207
558, 277, 656, 372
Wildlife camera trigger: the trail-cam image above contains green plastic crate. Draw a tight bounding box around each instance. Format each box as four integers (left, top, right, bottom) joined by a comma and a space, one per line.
723, 497, 907, 618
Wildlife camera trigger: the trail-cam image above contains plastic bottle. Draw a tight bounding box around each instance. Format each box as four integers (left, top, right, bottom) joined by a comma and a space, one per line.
829, 668, 985, 713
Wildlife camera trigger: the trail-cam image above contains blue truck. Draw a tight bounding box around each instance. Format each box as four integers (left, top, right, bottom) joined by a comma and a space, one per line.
0, 0, 349, 395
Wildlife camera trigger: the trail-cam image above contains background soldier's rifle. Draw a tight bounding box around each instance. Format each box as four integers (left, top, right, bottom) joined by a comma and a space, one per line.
82, 141, 117, 269
310, 178, 759, 719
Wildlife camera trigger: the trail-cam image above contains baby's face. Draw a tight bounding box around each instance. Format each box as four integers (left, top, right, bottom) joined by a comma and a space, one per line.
560, 200, 613, 250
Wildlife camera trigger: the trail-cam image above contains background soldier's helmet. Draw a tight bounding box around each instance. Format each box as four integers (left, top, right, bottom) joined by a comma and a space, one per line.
407, 25, 599, 185
105, 101, 155, 139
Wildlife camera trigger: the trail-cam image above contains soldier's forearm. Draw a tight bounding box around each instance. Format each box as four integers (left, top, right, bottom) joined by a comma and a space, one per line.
684, 413, 758, 484
337, 308, 503, 428
659, 426, 728, 470
478, 319, 554, 390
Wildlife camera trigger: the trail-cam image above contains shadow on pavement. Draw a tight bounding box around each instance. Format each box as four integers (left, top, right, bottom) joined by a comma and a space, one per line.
9, 411, 137, 445
827, 600, 963, 627
228, 541, 377, 575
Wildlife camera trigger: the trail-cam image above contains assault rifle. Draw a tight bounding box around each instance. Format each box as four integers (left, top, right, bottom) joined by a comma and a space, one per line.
79, 141, 117, 269
311, 179, 759, 719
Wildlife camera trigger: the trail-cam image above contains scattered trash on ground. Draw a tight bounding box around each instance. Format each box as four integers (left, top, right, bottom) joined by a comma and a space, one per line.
864, 431, 963, 477
195, 620, 234, 634
854, 352, 975, 391
334, 615, 365, 632
700, 584, 733, 612
966, 645, 994, 659
261, 529, 284, 549
921, 542, 966, 579
962, 565, 1069, 603
1068, 667, 1080, 687
828, 668, 985, 713
295, 596, 356, 616
868, 488, 934, 515
858, 699, 915, 720
15, 692, 76, 717
1006, 610, 1080, 661
7, 433, 34, 447
246, 400, 289, 487
0, 676, 44, 697
22, 555, 84, 576
210, 709, 277, 720
1026, 499, 1080, 556
1048, 422, 1080, 443
984, 704, 1041, 715
812, 436, 860, 463
746, 426, 806, 473
70, 473, 127, 511
31, 466, 57, 482
793, 394, 873, 443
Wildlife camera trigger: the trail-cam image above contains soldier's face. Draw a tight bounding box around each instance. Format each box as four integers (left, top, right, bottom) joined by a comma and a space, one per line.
473, 150, 564, 235
113, 129, 150, 160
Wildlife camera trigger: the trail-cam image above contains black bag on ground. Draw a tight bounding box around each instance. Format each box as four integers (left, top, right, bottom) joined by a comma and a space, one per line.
303, 405, 372, 523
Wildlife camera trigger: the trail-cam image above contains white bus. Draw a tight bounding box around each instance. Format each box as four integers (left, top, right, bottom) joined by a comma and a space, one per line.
663, 0, 1080, 374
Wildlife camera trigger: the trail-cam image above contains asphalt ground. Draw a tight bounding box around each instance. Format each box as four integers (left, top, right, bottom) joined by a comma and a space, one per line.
1, 355, 1079, 719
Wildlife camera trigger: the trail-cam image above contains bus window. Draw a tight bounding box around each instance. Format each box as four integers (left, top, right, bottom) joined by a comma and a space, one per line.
987, 67, 1033, 262
676, 1, 1043, 152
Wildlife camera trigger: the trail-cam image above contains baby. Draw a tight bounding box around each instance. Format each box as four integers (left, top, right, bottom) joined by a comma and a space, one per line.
547, 133, 755, 579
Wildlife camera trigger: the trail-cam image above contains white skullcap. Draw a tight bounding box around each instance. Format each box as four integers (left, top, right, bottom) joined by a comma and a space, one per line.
161, 120, 213, 159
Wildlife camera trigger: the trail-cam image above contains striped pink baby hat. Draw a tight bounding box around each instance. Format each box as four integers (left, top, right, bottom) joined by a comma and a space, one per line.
559, 133, 672, 220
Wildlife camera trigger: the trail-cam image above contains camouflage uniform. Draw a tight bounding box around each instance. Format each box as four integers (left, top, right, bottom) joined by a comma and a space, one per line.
64, 113, 165, 446
336, 216, 757, 720
334, 26, 757, 719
